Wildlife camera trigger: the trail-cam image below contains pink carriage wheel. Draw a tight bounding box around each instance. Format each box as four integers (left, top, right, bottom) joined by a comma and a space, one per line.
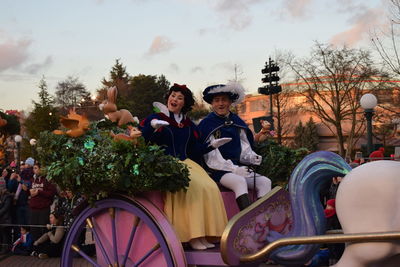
61, 195, 186, 267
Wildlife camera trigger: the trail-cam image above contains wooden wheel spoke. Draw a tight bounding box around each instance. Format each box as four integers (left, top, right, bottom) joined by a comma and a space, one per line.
109, 207, 119, 266
86, 217, 113, 266
133, 243, 161, 267
121, 216, 141, 267
71, 244, 101, 267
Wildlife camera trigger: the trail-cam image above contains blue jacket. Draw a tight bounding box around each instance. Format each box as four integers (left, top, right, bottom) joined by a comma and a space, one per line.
140, 112, 212, 163
198, 112, 255, 181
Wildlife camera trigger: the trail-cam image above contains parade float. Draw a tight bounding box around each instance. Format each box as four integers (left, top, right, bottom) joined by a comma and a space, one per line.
36, 87, 400, 267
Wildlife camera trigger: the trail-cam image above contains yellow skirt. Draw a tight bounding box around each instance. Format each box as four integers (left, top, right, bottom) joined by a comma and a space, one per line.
164, 159, 228, 243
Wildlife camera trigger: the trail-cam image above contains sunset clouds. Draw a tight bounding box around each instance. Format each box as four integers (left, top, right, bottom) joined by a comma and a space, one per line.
0, 37, 31, 72
146, 36, 175, 56
330, 7, 385, 46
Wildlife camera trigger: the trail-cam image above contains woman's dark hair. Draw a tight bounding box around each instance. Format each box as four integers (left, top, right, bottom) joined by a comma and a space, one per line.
21, 225, 30, 232
165, 83, 195, 114
34, 162, 41, 168
51, 211, 64, 226
2, 168, 12, 180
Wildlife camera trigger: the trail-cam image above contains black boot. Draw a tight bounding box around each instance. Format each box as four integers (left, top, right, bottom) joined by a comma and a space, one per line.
236, 194, 251, 210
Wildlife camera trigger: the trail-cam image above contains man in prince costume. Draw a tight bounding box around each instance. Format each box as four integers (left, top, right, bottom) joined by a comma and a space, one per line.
198, 82, 272, 210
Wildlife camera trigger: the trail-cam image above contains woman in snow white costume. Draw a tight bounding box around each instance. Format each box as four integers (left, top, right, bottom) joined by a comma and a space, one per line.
198, 82, 272, 210
140, 83, 230, 250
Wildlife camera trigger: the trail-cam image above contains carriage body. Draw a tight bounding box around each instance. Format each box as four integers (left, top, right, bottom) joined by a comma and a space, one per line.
61, 187, 293, 267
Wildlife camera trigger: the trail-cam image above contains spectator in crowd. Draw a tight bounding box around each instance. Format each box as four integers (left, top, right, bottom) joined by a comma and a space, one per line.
319, 176, 343, 206
31, 212, 65, 259
0, 176, 12, 254
29, 163, 57, 241
328, 177, 342, 200
1, 167, 12, 188
324, 199, 344, 265
12, 226, 33, 256
20, 157, 34, 179
57, 190, 85, 231
369, 147, 385, 161
8, 158, 36, 229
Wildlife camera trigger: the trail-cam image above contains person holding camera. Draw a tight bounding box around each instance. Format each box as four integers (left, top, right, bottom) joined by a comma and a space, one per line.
198, 82, 272, 210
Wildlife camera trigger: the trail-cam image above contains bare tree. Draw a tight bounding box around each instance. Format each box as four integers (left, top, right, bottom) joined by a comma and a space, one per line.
229, 63, 245, 84
55, 76, 90, 110
371, 0, 400, 77
286, 43, 388, 157
273, 51, 299, 145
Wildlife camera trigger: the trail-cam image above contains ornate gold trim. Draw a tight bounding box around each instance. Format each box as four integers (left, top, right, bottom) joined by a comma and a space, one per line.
240, 231, 400, 262
220, 186, 283, 264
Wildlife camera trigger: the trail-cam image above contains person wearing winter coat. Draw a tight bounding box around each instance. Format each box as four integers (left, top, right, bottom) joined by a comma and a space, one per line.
31, 212, 65, 259
12, 226, 33, 255
0, 177, 12, 254
29, 163, 56, 241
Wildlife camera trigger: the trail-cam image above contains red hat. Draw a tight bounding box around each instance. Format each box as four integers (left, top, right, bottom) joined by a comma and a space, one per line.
327, 199, 335, 208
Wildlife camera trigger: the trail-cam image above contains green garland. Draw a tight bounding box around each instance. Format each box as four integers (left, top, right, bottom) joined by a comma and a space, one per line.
36, 122, 190, 203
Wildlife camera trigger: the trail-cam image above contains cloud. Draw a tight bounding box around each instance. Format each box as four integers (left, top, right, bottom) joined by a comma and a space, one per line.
169, 63, 179, 73
212, 0, 262, 31
24, 56, 53, 74
197, 28, 215, 36
212, 62, 233, 72
282, 0, 313, 18
329, 7, 385, 46
0, 37, 32, 72
146, 36, 175, 56
191, 66, 204, 73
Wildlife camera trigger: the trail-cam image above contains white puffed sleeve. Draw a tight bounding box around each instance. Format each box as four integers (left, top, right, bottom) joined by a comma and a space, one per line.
239, 129, 260, 165
204, 135, 237, 172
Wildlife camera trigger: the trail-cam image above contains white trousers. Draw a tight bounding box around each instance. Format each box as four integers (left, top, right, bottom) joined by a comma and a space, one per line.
220, 171, 272, 199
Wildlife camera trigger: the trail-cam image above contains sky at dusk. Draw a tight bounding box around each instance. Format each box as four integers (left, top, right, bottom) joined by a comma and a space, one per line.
0, 0, 390, 112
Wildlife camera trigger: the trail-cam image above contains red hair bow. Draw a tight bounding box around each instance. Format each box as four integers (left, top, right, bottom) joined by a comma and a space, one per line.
173, 83, 188, 91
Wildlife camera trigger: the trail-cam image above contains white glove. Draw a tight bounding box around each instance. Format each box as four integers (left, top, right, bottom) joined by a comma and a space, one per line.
251, 154, 263, 166
233, 166, 251, 177
210, 137, 232, 148
151, 119, 169, 129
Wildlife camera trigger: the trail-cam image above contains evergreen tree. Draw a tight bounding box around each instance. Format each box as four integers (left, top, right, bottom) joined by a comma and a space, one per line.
303, 117, 319, 152
293, 118, 319, 151
130, 74, 170, 119
100, 59, 132, 109
24, 77, 59, 139
0, 111, 20, 137
293, 121, 305, 148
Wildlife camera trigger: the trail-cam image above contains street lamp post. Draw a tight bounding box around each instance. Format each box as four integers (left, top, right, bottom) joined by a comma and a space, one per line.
360, 93, 378, 156
14, 135, 22, 173
30, 138, 37, 159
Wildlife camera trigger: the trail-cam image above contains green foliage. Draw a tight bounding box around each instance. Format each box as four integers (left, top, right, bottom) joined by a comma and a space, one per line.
130, 74, 170, 119
188, 101, 211, 121
0, 111, 20, 136
254, 140, 309, 187
304, 117, 319, 151
100, 60, 171, 120
293, 118, 319, 152
36, 123, 190, 203
24, 77, 59, 139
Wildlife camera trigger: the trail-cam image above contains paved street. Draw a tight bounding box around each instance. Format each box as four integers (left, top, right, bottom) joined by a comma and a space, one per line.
0, 254, 92, 267
0, 254, 284, 267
